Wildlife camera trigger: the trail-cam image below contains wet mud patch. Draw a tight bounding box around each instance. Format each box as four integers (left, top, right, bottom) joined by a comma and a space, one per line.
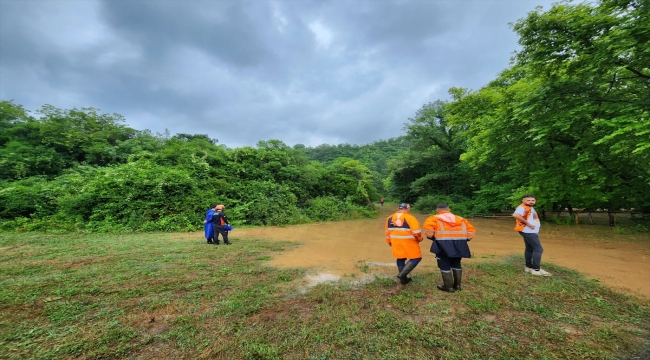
305, 273, 340, 287
229, 211, 650, 299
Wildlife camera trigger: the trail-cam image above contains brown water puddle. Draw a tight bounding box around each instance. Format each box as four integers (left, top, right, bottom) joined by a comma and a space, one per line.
233, 209, 650, 299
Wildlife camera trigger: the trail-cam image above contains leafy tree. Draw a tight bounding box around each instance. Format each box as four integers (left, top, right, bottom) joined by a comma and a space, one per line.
446, 0, 650, 213
36, 105, 137, 166
299, 137, 410, 195
0, 103, 139, 180
388, 101, 473, 205
514, 0, 650, 167
0, 105, 380, 232
173, 133, 218, 144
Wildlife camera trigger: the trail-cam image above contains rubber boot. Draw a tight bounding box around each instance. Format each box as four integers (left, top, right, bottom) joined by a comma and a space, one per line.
214, 238, 220, 245
397, 265, 404, 278
207, 239, 213, 244
437, 271, 455, 292
452, 269, 462, 291
397, 261, 418, 285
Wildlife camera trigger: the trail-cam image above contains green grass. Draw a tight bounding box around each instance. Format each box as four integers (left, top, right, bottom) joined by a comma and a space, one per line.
1, 232, 648, 359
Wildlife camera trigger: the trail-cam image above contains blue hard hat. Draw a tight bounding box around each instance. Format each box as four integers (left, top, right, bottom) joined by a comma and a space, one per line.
223, 224, 233, 231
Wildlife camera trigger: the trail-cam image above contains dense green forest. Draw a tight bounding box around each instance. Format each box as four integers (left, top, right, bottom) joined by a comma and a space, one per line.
390, 0, 649, 219
1, 0, 648, 232
0, 102, 379, 232
296, 137, 410, 194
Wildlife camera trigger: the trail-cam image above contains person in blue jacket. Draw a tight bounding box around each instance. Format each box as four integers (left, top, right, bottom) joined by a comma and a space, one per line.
203, 204, 218, 244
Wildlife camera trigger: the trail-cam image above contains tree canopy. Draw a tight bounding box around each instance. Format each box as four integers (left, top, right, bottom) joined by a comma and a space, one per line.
0, 101, 379, 232
395, 0, 649, 216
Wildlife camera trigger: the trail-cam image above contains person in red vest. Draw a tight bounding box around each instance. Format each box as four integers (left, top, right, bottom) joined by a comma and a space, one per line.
385, 203, 422, 284
423, 203, 476, 292
512, 195, 550, 276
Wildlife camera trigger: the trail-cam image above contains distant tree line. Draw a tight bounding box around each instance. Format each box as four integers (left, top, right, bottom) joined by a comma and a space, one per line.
0, 102, 378, 232
389, 0, 649, 221
294, 137, 411, 195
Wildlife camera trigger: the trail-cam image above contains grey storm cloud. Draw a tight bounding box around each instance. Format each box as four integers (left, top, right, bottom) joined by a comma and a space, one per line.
0, 0, 556, 147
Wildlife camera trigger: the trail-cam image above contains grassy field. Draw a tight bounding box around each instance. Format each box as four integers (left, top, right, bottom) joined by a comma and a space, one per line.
1, 232, 648, 359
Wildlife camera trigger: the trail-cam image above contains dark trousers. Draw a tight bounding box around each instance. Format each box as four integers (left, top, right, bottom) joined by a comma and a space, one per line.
214, 226, 229, 244
436, 252, 462, 271
519, 232, 543, 269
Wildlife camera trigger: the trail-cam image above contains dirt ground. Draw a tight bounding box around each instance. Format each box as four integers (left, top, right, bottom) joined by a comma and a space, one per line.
208, 207, 650, 299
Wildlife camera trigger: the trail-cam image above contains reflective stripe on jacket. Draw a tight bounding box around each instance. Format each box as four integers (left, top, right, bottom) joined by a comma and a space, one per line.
385, 212, 422, 259
423, 213, 475, 240
423, 211, 475, 258
385, 212, 422, 243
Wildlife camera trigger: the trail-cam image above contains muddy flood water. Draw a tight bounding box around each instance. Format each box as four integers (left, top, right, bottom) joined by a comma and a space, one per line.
209, 208, 650, 299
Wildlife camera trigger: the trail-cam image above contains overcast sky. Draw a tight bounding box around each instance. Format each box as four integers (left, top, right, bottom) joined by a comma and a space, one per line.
0, 0, 556, 148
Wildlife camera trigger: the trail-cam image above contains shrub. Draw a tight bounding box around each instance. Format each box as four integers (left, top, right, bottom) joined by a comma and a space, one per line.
413, 195, 472, 217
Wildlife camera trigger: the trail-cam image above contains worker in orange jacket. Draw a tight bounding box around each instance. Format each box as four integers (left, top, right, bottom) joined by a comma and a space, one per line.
385, 203, 423, 284
423, 203, 476, 292
512, 194, 550, 276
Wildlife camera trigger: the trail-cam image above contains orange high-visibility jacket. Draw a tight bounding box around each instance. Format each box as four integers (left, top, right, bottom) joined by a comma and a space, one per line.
385, 212, 423, 259
423, 211, 476, 241
514, 204, 532, 231
423, 211, 476, 258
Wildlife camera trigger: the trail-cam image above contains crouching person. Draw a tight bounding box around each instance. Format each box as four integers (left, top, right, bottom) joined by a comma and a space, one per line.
423, 204, 476, 292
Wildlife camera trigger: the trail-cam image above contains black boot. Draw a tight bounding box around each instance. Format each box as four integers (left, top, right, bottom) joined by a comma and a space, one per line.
452, 269, 462, 291
397, 265, 404, 277
397, 261, 418, 285
214, 239, 220, 245
437, 271, 455, 292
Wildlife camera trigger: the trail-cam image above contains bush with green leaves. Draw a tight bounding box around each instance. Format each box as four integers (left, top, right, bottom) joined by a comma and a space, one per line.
0, 112, 380, 232
412, 195, 472, 217
303, 196, 377, 222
